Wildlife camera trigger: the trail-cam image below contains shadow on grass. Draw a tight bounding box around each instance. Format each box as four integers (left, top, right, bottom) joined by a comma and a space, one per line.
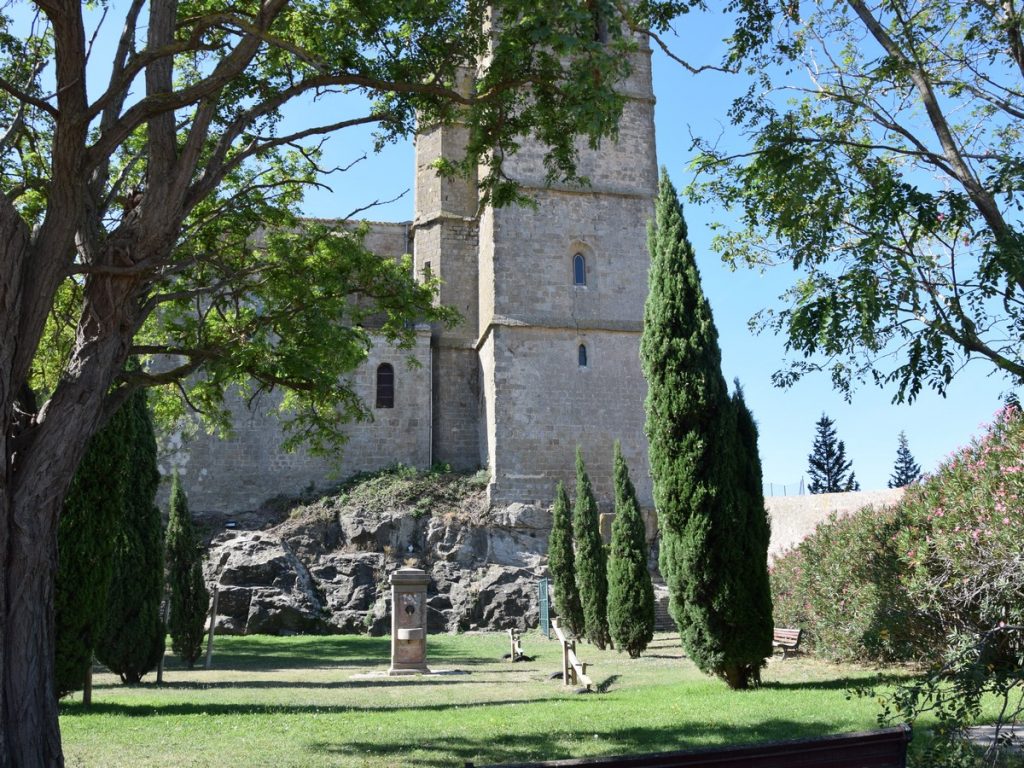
59, 697, 549, 718
308, 718, 871, 767
761, 672, 910, 692
90, 677, 483, 692
156, 635, 493, 672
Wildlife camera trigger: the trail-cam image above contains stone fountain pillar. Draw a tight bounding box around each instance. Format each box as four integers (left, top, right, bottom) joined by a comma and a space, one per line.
388, 567, 430, 675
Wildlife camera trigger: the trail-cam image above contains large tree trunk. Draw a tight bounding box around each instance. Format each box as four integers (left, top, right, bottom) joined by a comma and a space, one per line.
2, 491, 63, 768
0, 240, 142, 766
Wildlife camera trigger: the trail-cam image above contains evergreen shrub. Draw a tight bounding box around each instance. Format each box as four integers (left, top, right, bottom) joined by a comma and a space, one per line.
547, 480, 584, 638
607, 442, 654, 658
166, 473, 210, 668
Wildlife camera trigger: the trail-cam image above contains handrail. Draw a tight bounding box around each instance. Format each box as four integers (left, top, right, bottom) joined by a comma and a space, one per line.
551, 618, 593, 690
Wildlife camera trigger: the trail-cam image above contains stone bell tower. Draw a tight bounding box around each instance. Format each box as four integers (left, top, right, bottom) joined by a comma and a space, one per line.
415, 39, 658, 509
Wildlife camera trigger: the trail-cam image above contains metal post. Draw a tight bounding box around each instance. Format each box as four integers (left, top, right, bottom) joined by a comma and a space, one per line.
204, 584, 220, 670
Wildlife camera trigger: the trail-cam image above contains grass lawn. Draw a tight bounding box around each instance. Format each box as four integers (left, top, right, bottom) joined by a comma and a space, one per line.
61, 632, 927, 767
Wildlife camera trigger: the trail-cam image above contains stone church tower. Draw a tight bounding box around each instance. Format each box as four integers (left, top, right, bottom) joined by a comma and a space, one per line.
414, 45, 658, 509
164, 41, 657, 513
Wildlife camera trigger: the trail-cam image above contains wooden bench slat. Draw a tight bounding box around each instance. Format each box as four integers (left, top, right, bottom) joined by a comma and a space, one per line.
465, 725, 911, 768
771, 628, 802, 660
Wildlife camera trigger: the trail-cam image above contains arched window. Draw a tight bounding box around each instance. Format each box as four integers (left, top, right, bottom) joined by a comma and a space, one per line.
375, 363, 395, 408
578, 344, 588, 368
573, 253, 586, 286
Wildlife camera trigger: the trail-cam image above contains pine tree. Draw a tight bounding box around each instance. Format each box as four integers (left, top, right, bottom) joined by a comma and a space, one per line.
166, 473, 210, 668
547, 481, 585, 638
572, 447, 611, 649
640, 170, 769, 689
807, 414, 860, 493
54, 403, 130, 697
888, 431, 922, 488
606, 442, 655, 658
96, 389, 166, 683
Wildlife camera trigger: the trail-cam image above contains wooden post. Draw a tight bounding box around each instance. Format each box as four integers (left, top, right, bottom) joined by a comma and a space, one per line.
204, 583, 219, 670
569, 640, 578, 685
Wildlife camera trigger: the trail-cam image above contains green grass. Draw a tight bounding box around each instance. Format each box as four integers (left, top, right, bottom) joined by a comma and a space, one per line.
60, 632, 928, 767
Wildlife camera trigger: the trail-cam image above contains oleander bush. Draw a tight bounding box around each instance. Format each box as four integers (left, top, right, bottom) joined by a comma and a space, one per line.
770, 504, 920, 663
771, 404, 1024, 665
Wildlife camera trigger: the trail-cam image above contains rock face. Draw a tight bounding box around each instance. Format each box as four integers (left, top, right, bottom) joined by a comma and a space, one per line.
203, 475, 556, 635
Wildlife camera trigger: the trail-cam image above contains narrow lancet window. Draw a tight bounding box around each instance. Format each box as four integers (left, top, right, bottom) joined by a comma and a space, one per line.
578, 344, 588, 368
376, 363, 395, 408
573, 253, 586, 286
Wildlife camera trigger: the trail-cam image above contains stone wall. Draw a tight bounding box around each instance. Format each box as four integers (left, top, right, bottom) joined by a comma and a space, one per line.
431, 345, 481, 471
160, 328, 433, 513
482, 325, 652, 508
766, 488, 905, 559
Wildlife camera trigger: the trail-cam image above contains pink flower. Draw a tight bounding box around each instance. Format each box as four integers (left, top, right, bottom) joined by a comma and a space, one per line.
1003, 517, 1011, 525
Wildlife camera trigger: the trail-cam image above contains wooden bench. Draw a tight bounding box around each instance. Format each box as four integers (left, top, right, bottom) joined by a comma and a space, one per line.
464, 725, 911, 768
772, 627, 802, 660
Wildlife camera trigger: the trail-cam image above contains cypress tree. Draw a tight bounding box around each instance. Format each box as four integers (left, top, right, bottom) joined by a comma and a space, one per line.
607, 442, 655, 658
727, 382, 774, 680
640, 170, 769, 689
54, 403, 130, 697
547, 481, 585, 637
572, 447, 611, 649
96, 389, 166, 683
888, 431, 922, 488
807, 413, 860, 493
166, 473, 209, 668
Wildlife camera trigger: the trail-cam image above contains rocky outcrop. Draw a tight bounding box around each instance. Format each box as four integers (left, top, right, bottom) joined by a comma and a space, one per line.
203, 478, 555, 635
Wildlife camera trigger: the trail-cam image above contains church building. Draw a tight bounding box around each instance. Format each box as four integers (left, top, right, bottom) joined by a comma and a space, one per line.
165, 41, 658, 514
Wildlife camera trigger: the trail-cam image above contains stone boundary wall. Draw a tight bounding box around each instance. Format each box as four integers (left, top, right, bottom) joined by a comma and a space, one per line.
766, 488, 905, 559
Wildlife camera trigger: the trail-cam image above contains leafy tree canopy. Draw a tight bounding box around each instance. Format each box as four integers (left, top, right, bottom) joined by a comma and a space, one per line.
689, 0, 1024, 403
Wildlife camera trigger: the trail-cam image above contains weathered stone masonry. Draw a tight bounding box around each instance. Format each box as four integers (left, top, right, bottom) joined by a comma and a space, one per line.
164, 42, 659, 515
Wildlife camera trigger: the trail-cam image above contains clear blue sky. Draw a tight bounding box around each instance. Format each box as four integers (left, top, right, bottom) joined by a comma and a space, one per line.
38, 5, 1009, 491
291, 25, 1008, 493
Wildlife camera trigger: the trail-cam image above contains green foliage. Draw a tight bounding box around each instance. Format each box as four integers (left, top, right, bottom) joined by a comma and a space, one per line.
4, 0, 692, 452
573, 448, 611, 650
166, 474, 210, 669
96, 389, 166, 684
769, 506, 922, 663
867, 624, 1024, 768
889, 431, 922, 489
727, 383, 774, 670
807, 414, 859, 494
688, 0, 1024, 401
896, 405, 1024, 655
773, 405, 1024, 669
54, 404, 131, 698
547, 481, 585, 638
640, 171, 768, 689
606, 443, 654, 658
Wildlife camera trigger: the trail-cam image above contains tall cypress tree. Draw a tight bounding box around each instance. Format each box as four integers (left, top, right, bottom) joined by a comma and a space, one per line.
727, 382, 774, 678
96, 389, 166, 683
54, 403, 130, 697
807, 413, 860, 493
572, 447, 611, 649
607, 442, 655, 658
640, 170, 769, 689
547, 481, 585, 637
888, 431, 922, 488
166, 473, 209, 668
